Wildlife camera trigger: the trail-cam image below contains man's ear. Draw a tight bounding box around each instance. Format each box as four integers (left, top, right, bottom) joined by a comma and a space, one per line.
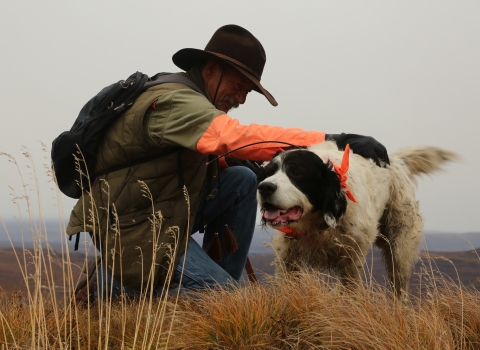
203, 60, 220, 79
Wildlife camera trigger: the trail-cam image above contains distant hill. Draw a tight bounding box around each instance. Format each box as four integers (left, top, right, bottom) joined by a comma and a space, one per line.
247, 248, 480, 290
0, 247, 87, 297
2, 219, 480, 252
248, 227, 480, 253
1, 246, 479, 297
419, 231, 480, 252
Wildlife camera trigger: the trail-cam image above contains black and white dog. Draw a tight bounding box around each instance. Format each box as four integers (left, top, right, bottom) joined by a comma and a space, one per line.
257, 141, 457, 298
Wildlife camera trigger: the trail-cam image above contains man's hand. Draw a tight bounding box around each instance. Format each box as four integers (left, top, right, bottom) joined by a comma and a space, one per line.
326, 133, 390, 167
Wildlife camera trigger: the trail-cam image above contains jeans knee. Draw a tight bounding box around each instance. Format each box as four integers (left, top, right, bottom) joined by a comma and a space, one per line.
230, 166, 257, 199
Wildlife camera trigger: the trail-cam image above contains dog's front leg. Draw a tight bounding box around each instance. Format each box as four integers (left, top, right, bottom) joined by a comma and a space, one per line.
274, 255, 301, 280
337, 258, 365, 292
272, 231, 300, 280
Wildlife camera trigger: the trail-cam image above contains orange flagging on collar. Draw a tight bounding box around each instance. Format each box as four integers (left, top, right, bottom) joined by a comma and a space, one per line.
332, 144, 358, 203
277, 226, 301, 238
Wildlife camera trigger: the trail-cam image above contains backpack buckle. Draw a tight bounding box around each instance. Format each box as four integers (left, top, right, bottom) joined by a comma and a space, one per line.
113, 103, 125, 112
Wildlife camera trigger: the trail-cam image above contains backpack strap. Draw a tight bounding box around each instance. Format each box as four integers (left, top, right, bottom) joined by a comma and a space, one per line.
93, 74, 201, 179
69, 231, 81, 251
144, 73, 202, 94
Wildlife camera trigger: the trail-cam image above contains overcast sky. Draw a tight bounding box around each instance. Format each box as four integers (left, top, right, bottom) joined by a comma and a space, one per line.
1, 1, 479, 237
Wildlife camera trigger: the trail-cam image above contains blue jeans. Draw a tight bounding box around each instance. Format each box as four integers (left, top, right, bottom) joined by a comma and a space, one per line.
94, 166, 258, 299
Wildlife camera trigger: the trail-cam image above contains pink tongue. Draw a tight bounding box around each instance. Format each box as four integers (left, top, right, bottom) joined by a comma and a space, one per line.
263, 209, 282, 220
264, 207, 302, 221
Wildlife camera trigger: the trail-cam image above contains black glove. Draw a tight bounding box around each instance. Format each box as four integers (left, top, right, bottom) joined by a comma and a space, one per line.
225, 158, 262, 174
326, 133, 390, 167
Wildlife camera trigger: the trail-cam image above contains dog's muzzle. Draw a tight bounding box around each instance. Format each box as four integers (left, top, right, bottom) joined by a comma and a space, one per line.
257, 181, 277, 197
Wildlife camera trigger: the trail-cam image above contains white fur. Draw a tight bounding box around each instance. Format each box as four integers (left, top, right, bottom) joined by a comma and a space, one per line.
260, 159, 314, 214
259, 141, 458, 299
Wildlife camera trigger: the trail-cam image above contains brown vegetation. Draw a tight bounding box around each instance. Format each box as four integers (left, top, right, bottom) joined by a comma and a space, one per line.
1, 264, 480, 349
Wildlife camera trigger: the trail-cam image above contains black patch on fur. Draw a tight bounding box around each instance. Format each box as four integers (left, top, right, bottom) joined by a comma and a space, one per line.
257, 159, 279, 183
282, 150, 347, 222
257, 182, 277, 196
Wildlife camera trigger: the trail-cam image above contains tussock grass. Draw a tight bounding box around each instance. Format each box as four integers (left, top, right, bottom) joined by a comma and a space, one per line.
1, 269, 480, 349
1, 147, 480, 349
169, 273, 480, 349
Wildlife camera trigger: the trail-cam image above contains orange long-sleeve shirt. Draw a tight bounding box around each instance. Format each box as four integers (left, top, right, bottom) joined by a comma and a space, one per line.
144, 88, 325, 163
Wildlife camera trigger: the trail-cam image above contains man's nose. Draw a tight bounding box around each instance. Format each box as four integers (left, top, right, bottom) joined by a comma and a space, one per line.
237, 92, 247, 105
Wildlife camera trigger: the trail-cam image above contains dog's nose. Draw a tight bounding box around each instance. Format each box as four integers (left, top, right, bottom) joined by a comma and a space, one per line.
258, 182, 277, 196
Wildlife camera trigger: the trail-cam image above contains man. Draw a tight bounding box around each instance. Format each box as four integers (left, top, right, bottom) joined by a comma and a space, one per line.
68, 24, 389, 299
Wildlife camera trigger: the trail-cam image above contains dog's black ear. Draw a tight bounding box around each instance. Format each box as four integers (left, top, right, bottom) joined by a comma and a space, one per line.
322, 189, 347, 228
257, 166, 268, 183
317, 163, 348, 228
257, 154, 281, 182
323, 207, 345, 229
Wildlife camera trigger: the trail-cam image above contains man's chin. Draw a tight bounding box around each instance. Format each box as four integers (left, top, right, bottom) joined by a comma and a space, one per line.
216, 103, 229, 113
216, 102, 238, 113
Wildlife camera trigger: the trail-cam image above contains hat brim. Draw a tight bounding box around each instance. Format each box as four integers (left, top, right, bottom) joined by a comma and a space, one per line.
172, 48, 277, 106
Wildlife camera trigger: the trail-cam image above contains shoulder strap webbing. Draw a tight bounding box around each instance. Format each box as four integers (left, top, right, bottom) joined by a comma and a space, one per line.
144, 74, 202, 94
94, 74, 200, 179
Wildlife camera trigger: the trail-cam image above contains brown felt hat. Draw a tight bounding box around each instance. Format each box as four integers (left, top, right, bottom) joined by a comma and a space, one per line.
172, 24, 277, 106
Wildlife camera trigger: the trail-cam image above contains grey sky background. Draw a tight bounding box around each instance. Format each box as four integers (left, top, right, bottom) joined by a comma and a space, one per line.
0, 1, 479, 236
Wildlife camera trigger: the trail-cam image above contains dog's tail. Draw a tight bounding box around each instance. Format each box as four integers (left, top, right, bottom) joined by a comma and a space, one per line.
393, 146, 459, 179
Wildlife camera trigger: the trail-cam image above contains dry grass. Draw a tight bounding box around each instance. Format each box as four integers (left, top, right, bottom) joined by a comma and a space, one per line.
1, 146, 480, 349
1, 268, 480, 349
169, 273, 480, 350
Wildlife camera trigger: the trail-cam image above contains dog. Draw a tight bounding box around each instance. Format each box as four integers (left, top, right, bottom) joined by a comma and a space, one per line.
257, 141, 458, 298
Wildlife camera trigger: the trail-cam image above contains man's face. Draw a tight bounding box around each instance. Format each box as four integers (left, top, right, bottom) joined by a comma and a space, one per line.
203, 61, 255, 113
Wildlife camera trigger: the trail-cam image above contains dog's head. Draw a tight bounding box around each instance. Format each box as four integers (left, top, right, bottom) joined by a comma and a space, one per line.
257, 149, 347, 232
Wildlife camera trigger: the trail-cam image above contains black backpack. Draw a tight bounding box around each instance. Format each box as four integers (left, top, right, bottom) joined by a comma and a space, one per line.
52, 71, 201, 199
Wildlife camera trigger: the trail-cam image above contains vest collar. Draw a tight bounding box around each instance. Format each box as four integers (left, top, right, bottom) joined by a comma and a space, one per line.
183, 67, 209, 99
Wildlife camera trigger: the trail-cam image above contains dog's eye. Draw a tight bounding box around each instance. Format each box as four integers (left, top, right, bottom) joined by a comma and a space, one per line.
266, 169, 276, 177
291, 169, 301, 177
263, 162, 279, 178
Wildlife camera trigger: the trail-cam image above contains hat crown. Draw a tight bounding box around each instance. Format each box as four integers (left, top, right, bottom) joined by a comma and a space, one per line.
172, 24, 277, 106
205, 25, 266, 79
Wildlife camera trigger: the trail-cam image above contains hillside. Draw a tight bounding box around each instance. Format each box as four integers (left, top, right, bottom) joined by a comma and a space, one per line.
247, 247, 480, 290
2, 220, 480, 252
0, 247, 87, 297
1, 245, 479, 297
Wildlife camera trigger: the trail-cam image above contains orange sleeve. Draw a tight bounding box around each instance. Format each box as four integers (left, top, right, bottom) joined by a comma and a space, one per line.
196, 114, 326, 161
